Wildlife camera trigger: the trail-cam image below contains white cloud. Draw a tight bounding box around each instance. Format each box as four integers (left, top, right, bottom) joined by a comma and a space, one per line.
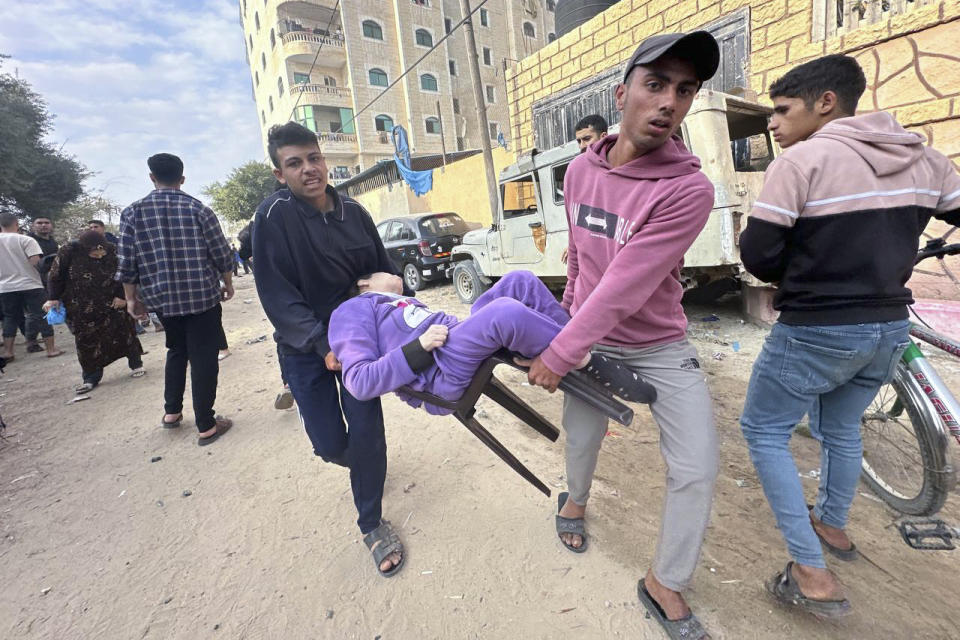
4, 0, 263, 210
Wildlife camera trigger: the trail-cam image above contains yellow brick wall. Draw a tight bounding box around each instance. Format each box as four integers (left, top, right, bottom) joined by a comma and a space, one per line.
507, 0, 960, 165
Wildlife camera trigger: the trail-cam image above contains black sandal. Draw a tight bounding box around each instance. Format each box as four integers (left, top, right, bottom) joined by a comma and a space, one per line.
580, 354, 657, 403
363, 520, 405, 577
161, 413, 182, 429
556, 492, 588, 553
766, 561, 851, 619
637, 578, 709, 640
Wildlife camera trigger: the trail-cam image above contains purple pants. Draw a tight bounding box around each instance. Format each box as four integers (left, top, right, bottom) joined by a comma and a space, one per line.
430, 271, 570, 402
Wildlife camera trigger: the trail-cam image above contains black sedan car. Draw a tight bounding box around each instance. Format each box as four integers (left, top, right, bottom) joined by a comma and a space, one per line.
376, 212, 470, 291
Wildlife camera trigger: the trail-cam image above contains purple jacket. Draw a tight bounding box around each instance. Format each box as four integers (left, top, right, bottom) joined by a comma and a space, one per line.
328, 292, 459, 409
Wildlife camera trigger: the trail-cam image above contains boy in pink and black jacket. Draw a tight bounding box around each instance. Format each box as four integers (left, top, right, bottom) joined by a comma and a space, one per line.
739, 55, 960, 618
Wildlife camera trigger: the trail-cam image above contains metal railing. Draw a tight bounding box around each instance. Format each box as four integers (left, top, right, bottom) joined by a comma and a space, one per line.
825, 0, 935, 38
318, 132, 357, 144
280, 31, 345, 48
290, 83, 350, 99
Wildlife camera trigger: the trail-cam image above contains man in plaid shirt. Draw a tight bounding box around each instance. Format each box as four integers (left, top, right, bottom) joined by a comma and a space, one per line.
117, 153, 235, 445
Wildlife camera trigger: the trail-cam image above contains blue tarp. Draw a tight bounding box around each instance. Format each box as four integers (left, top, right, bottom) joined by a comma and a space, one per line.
392, 125, 433, 196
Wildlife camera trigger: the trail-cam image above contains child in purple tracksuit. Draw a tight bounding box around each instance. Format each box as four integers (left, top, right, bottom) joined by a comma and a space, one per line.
328, 270, 646, 414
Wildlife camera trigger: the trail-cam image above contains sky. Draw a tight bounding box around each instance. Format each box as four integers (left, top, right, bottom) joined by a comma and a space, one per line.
1, 0, 264, 212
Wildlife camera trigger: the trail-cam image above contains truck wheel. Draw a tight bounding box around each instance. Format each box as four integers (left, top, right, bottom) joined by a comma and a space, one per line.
403, 263, 423, 292
453, 261, 489, 304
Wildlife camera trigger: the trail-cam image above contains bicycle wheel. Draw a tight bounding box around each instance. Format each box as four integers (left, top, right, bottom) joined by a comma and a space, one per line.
860, 362, 954, 516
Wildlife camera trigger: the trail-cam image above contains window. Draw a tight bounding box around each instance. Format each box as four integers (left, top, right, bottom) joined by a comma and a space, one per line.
323, 75, 336, 87
254, 70, 259, 86
501, 174, 538, 219
482, 47, 491, 66
548, 32, 556, 42
456, 136, 465, 151
551, 163, 569, 204
369, 68, 388, 87
547, 0, 556, 10
411, 0, 430, 6
362, 20, 383, 40
489, 121, 499, 139
277, 77, 284, 96
444, 18, 451, 34
248, 35, 253, 51
254, 11, 260, 30
522, 22, 535, 38
261, 52, 266, 70
425, 117, 441, 134
448, 59, 457, 76
452, 97, 460, 114
480, 8, 489, 27
296, 105, 317, 132
485, 84, 495, 103
420, 213, 469, 236
376, 222, 389, 242
243, 0, 247, 13
268, 96, 274, 112
374, 114, 394, 132
420, 73, 438, 92
270, 28, 275, 48
415, 28, 433, 47
261, 110, 265, 124
294, 72, 310, 85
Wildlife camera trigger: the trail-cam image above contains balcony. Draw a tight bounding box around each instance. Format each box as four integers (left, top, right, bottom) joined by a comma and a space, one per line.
279, 26, 345, 64
317, 131, 358, 154
291, 83, 351, 107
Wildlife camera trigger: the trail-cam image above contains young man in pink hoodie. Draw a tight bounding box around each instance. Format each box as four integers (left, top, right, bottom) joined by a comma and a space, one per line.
739, 55, 960, 618
523, 32, 721, 640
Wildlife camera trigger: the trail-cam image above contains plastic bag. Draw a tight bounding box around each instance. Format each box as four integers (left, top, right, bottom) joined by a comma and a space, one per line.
45, 305, 67, 325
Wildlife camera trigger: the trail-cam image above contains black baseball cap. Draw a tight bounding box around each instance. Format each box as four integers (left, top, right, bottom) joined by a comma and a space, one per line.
622, 31, 720, 83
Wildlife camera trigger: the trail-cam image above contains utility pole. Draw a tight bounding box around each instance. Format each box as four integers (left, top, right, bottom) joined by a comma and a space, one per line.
459, 0, 500, 222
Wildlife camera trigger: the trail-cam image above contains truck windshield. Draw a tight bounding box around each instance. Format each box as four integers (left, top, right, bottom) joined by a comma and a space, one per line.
501, 174, 538, 219
419, 213, 469, 236
727, 101, 775, 172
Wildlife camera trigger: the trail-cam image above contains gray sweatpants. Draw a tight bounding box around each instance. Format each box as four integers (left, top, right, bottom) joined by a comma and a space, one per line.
562, 339, 718, 591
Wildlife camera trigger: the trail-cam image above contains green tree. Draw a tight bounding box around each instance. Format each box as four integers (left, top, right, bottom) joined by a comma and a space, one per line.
54, 193, 120, 243
203, 161, 277, 222
0, 56, 88, 220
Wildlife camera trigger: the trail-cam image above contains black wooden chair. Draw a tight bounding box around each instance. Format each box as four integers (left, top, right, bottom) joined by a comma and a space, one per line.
398, 350, 639, 496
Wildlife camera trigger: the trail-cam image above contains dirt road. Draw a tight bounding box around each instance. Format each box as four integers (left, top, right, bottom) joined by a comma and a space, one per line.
2, 276, 959, 639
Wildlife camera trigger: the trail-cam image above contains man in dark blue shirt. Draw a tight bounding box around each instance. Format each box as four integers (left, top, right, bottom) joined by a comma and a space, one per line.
252, 122, 407, 577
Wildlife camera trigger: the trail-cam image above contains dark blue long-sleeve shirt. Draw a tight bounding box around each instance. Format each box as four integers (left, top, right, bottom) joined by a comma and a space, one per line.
252, 186, 403, 357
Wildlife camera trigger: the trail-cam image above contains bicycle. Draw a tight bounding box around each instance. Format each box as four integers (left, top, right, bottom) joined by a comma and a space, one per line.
861, 238, 960, 517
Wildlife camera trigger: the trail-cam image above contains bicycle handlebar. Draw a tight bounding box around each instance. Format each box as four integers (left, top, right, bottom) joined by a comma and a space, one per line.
916, 239, 960, 264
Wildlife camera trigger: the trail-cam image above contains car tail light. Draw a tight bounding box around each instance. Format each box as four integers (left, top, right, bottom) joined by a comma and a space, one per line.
418, 240, 431, 256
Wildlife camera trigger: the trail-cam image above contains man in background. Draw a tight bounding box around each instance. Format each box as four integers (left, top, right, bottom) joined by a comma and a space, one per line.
0, 212, 63, 360
25, 216, 59, 352
574, 114, 608, 153
117, 153, 235, 445
88, 219, 119, 245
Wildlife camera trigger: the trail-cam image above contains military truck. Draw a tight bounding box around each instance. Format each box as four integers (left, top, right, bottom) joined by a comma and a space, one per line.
449, 89, 778, 310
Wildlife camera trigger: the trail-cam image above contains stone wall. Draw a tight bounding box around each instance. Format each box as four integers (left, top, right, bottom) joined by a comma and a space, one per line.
507, 0, 960, 164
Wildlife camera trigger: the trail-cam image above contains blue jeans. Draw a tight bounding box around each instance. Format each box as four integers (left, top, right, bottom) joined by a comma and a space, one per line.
740, 320, 911, 568
281, 350, 386, 534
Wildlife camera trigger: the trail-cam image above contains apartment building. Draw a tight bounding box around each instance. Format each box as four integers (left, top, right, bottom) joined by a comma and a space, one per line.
240, 0, 556, 183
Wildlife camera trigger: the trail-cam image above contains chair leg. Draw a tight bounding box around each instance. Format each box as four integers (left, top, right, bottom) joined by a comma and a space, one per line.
483, 377, 560, 442
456, 413, 551, 497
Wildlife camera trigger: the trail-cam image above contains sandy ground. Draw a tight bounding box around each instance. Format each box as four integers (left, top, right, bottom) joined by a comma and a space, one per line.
2, 275, 960, 640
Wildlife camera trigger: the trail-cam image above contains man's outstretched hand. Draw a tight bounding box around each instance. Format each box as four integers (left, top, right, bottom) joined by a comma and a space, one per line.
419, 324, 448, 352
513, 355, 562, 393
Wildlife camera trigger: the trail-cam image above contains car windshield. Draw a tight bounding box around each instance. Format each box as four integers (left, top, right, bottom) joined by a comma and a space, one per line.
419, 213, 469, 237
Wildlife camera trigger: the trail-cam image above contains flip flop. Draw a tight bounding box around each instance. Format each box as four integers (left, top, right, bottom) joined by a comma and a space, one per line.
46, 350, 64, 358
363, 519, 405, 577
637, 578, 709, 640
198, 416, 233, 446
556, 491, 588, 553
808, 505, 858, 561
130, 367, 146, 378
75, 382, 95, 394
274, 387, 294, 410
765, 562, 851, 619
161, 413, 183, 429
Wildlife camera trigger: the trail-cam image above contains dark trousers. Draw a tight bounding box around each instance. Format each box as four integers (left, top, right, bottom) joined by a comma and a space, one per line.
282, 350, 386, 534
157, 304, 222, 431
241, 259, 252, 274
83, 349, 144, 386
1, 288, 52, 339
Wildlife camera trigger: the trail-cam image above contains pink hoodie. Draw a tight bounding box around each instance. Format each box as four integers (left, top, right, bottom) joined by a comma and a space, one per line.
540, 134, 714, 376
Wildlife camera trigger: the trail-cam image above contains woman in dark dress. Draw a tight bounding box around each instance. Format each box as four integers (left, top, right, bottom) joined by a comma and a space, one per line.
44, 230, 145, 393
